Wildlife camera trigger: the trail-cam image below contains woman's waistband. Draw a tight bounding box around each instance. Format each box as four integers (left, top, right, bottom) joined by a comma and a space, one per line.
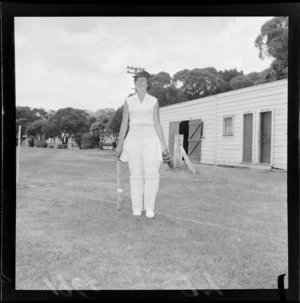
127, 125, 157, 138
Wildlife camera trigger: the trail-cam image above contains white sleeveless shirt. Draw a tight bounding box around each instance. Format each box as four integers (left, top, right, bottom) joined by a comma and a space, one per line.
120, 93, 163, 162
126, 93, 158, 138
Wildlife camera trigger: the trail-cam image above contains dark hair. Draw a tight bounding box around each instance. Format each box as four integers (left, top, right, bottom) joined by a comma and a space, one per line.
134, 77, 152, 91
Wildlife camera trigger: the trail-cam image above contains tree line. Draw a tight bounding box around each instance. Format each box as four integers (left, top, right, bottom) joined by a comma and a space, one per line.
16, 17, 287, 149
16, 106, 116, 149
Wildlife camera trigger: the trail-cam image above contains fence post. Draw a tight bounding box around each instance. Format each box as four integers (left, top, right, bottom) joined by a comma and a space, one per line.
174, 134, 184, 168
179, 146, 197, 174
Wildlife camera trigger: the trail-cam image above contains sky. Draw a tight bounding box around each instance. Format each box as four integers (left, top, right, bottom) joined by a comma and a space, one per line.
15, 16, 274, 112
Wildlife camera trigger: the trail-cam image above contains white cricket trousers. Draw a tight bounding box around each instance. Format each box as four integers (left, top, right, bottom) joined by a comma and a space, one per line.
120, 128, 163, 212
128, 160, 161, 211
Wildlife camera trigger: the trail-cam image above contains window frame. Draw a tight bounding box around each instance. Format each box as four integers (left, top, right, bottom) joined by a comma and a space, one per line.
223, 115, 235, 136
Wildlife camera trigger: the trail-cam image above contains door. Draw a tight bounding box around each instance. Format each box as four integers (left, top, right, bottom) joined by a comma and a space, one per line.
169, 121, 180, 157
260, 111, 272, 164
243, 114, 253, 163
188, 119, 202, 162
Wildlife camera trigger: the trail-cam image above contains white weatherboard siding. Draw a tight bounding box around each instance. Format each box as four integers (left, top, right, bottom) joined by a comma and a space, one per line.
159, 79, 287, 170
272, 108, 287, 170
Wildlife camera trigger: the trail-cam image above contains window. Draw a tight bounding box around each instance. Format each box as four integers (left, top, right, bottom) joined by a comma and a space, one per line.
223, 116, 234, 136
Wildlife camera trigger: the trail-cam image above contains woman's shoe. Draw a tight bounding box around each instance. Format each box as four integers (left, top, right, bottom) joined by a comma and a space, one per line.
145, 208, 155, 218
133, 209, 142, 216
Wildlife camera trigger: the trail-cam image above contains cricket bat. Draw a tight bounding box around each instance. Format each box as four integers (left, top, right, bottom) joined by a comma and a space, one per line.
117, 160, 123, 210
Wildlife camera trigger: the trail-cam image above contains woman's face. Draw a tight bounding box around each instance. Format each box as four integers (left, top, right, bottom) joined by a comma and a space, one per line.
135, 77, 148, 92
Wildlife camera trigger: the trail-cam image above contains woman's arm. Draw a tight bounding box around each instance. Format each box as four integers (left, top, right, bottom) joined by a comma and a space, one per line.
115, 100, 129, 158
153, 101, 168, 152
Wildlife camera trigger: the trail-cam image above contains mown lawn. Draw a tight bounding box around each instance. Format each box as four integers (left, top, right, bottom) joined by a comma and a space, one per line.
16, 147, 288, 290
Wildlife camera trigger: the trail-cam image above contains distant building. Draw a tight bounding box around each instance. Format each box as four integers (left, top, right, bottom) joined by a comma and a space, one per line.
160, 79, 287, 170
45, 135, 76, 148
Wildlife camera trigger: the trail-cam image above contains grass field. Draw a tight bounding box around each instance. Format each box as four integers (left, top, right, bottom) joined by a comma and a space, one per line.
16, 147, 288, 290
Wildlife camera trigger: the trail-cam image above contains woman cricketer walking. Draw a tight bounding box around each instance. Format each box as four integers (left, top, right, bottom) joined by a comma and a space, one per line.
115, 70, 168, 218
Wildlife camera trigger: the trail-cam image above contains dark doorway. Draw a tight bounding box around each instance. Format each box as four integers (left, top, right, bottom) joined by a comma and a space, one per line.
260, 111, 272, 164
243, 113, 253, 163
179, 120, 189, 154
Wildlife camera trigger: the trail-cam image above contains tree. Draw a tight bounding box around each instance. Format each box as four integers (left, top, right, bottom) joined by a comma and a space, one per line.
81, 132, 99, 149
90, 108, 115, 149
267, 59, 288, 80
148, 84, 186, 107
218, 68, 244, 92
173, 67, 227, 100
162, 85, 186, 107
43, 107, 91, 146
25, 120, 46, 147
148, 85, 166, 106
229, 75, 254, 90
31, 107, 49, 119
16, 106, 48, 122
73, 131, 85, 149
16, 106, 48, 143
89, 116, 97, 125
246, 72, 261, 83
255, 16, 288, 80
253, 68, 271, 85
147, 71, 179, 106
150, 72, 172, 89
229, 71, 271, 90
105, 106, 123, 142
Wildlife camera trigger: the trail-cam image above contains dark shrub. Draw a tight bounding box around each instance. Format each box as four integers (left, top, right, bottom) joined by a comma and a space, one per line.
81, 143, 95, 149
35, 142, 48, 148
81, 133, 98, 149
57, 144, 68, 149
